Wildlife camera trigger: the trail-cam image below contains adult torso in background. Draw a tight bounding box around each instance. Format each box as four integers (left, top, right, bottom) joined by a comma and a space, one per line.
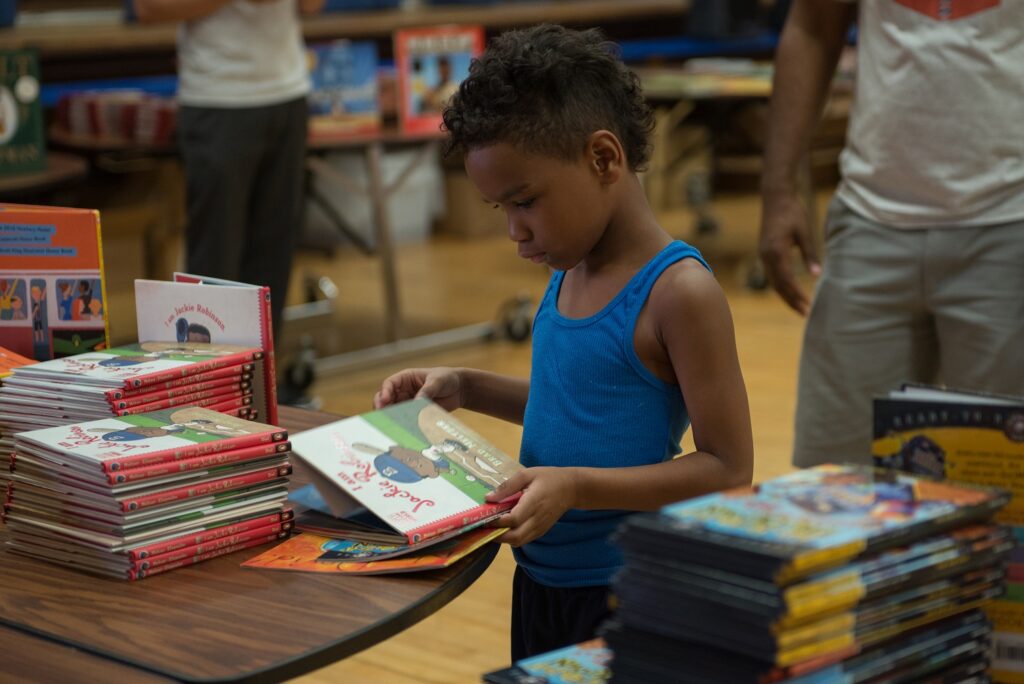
177, 0, 311, 108
838, 0, 1024, 227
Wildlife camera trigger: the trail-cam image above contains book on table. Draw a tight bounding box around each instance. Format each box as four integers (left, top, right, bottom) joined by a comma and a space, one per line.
2, 406, 293, 581
0, 203, 109, 361
605, 464, 1009, 682
135, 274, 279, 424
872, 383, 1024, 683
482, 638, 611, 684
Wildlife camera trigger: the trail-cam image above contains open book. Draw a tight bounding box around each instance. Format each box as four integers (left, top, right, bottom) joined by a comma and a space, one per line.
287, 398, 522, 546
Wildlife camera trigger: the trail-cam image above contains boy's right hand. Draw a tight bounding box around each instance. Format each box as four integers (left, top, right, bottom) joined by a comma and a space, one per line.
373, 367, 465, 411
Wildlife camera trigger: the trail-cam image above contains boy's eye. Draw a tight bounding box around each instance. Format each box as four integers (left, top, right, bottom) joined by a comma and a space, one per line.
513, 198, 535, 209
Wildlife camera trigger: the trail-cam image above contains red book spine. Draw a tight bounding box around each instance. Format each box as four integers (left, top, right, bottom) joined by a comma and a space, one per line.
405, 499, 516, 545
105, 364, 254, 400
105, 441, 291, 485
128, 534, 282, 581
119, 463, 292, 513
125, 350, 261, 389
128, 509, 294, 560
115, 388, 252, 416
258, 286, 280, 425
102, 428, 288, 473
133, 526, 291, 570
111, 377, 252, 409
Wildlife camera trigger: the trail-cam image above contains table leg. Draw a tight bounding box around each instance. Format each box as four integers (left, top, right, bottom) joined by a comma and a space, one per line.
365, 141, 403, 342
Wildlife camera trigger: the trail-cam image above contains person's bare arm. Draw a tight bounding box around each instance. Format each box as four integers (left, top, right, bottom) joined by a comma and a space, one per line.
132, 0, 234, 22
488, 263, 754, 546
759, 0, 856, 315
375, 367, 529, 425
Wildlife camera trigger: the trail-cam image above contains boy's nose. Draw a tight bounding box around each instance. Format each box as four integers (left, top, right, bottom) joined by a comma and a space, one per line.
506, 215, 529, 242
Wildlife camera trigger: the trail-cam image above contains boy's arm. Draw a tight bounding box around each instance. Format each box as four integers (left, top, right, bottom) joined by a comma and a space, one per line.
460, 368, 530, 425
759, 0, 856, 315
488, 264, 754, 546
375, 367, 529, 424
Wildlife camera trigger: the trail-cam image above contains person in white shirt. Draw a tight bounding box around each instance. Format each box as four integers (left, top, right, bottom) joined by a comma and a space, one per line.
759, 0, 1024, 468
133, 0, 325, 338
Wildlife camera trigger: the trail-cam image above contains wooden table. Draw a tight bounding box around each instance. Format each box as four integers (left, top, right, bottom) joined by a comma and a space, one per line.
0, 405, 500, 683
0, 149, 88, 200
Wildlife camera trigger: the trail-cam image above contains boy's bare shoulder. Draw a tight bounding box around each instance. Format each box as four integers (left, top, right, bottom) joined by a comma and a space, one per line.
650, 257, 726, 315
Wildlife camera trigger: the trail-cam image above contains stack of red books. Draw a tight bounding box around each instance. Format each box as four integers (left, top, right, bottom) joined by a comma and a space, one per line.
2, 406, 292, 580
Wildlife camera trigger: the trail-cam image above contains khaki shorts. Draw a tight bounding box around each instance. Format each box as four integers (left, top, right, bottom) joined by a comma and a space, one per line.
793, 198, 1024, 468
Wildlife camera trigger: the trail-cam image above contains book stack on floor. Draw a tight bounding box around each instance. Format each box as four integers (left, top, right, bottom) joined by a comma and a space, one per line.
0, 341, 266, 457
604, 464, 1012, 683
2, 407, 293, 580
873, 384, 1024, 681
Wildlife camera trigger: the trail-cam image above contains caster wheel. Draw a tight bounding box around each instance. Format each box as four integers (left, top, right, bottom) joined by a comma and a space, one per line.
498, 297, 533, 343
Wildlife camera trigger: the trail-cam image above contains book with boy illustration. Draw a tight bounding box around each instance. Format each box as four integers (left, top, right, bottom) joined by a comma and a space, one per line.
0, 203, 109, 361
282, 398, 520, 545
136, 274, 279, 424
482, 638, 612, 684
872, 383, 1024, 683
0, 342, 263, 458
393, 24, 484, 134
307, 39, 380, 141
605, 464, 1008, 681
2, 406, 293, 580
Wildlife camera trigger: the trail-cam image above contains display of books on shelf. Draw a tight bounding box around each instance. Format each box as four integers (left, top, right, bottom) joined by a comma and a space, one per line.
1, 406, 293, 580
603, 464, 1008, 682
482, 638, 612, 684
393, 24, 484, 134
307, 39, 381, 141
283, 398, 521, 548
872, 383, 1024, 683
135, 274, 279, 424
0, 203, 109, 361
0, 50, 46, 176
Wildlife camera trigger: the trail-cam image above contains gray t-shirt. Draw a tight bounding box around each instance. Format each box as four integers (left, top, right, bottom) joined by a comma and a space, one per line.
837, 0, 1024, 227
177, 0, 310, 108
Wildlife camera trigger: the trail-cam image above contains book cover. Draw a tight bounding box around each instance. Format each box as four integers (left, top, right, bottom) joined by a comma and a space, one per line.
241, 526, 502, 575
872, 384, 1024, 526
14, 405, 287, 473
482, 638, 612, 684
0, 204, 109, 360
0, 344, 34, 376
0, 50, 45, 176
136, 275, 278, 424
11, 341, 260, 389
289, 398, 521, 544
307, 39, 381, 142
393, 25, 484, 134
648, 464, 1009, 584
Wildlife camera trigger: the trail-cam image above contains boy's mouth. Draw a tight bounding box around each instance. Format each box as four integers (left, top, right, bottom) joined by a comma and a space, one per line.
518, 250, 546, 263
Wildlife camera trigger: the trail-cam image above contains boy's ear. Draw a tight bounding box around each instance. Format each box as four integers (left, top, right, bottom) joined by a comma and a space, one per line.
588, 130, 624, 184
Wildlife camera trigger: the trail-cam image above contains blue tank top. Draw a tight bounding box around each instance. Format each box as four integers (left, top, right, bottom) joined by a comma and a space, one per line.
513, 240, 710, 587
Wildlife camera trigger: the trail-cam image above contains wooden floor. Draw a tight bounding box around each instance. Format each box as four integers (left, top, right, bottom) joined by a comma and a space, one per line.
280, 192, 816, 683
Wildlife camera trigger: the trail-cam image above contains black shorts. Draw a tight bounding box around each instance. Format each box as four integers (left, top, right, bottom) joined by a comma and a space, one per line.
510, 564, 612, 662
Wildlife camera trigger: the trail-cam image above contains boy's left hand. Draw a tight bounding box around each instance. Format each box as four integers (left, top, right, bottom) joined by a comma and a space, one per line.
485, 467, 578, 547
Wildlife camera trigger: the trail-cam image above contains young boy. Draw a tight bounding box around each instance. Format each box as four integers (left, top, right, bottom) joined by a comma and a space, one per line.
373, 24, 754, 660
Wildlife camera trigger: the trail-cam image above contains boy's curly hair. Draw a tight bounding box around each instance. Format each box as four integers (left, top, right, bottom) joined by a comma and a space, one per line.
442, 24, 654, 171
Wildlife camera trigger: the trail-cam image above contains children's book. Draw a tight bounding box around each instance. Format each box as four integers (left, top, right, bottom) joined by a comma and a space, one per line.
482, 638, 612, 684
628, 464, 1009, 585
0, 204, 109, 360
135, 274, 278, 424
0, 344, 34, 377
0, 50, 46, 176
287, 398, 522, 546
393, 24, 485, 134
9, 341, 261, 389
241, 526, 502, 575
307, 39, 380, 142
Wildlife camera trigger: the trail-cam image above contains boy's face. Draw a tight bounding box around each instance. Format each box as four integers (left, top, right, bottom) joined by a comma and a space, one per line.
465, 142, 611, 271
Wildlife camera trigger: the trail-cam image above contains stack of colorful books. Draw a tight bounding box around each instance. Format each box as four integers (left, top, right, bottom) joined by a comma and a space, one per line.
604, 465, 1011, 683
2, 406, 293, 580
0, 342, 265, 457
